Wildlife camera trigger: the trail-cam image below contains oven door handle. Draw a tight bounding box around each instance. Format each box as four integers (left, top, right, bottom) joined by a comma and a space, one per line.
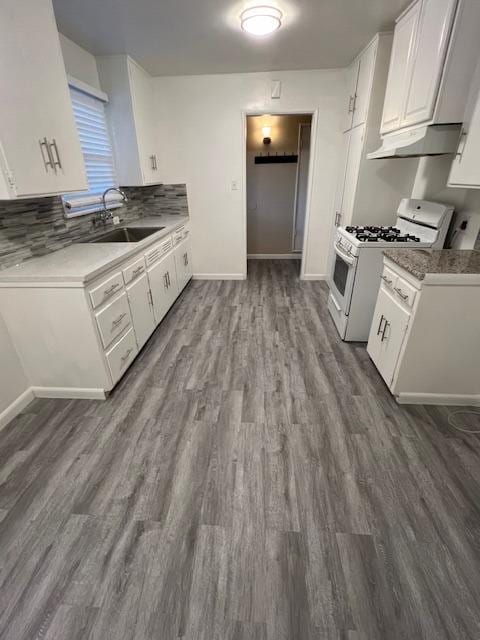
334, 243, 356, 266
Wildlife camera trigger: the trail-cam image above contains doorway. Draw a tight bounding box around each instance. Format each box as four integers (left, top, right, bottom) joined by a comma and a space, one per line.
246, 114, 313, 268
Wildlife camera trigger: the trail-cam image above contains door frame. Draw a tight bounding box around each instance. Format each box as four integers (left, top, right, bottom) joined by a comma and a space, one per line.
241, 109, 319, 280
291, 122, 312, 253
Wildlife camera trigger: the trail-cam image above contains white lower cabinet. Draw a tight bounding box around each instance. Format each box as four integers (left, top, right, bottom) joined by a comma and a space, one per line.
0, 224, 192, 399
368, 286, 410, 387
126, 273, 155, 349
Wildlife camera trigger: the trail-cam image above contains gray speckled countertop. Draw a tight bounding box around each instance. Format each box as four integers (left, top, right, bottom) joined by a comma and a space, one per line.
383, 248, 480, 283
0, 215, 189, 285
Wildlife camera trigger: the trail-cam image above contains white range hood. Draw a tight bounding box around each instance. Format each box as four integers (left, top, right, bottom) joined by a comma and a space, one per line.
367, 124, 462, 159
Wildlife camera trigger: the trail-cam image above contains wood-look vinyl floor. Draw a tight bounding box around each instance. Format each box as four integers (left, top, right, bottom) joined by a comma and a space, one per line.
1, 259, 480, 639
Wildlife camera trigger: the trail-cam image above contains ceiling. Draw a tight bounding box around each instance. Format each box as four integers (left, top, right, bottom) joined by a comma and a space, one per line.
53, 0, 409, 77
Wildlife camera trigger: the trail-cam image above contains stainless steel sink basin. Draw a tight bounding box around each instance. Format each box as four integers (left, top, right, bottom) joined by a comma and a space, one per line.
87, 227, 164, 243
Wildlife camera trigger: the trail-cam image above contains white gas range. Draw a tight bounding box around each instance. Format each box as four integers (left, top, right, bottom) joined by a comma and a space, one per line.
328, 198, 454, 342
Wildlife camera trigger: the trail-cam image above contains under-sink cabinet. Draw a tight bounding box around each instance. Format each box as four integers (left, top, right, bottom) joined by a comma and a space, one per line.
0, 225, 192, 399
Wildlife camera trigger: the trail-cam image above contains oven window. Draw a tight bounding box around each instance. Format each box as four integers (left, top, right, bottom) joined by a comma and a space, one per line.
333, 255, 350, 297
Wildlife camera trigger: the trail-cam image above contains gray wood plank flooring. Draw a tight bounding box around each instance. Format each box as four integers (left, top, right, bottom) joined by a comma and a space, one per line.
1, 259, 480, 639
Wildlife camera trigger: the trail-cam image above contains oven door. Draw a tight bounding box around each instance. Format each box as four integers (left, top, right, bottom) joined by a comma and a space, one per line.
330, 243, 357, 315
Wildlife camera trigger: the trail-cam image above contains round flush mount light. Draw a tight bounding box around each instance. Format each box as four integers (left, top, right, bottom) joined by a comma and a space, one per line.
241, 6, 283, 36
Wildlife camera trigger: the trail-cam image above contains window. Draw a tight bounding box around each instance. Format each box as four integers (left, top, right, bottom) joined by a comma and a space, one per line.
63, 87, 122, 218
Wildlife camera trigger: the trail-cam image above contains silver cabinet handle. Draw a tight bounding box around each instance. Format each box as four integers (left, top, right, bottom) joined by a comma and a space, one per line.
377, 314, 385, 336
150, 155, 156, 171
394, 286, 408, 301
39, 138, 54, 172
352, 92, 357, 113
381, 320, 390, 342
348, 95, 354, 114
163, 273, 168, 288
456, 130, 468, 161
147, 289, 154, 307
49, 139, 62, 170
132, 265, 144, 279
104, 283, 120, 298
335, 212, 341, 227
121, 348, 133, 365
381, 275, 393, 287
166, 271, 171, 287
111, 312, 126, 329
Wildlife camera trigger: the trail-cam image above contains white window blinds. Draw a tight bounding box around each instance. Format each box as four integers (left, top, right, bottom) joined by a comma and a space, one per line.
63, 87, 122, 218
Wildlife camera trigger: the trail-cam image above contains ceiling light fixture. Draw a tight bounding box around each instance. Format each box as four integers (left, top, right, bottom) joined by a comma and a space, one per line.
241, 6, 283, 36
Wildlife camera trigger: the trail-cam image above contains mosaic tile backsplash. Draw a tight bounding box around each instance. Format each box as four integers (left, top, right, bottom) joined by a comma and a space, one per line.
0, 183, 188, 270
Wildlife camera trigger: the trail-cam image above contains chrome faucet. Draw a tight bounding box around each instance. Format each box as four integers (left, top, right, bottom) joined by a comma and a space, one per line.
95, 187, 128, 225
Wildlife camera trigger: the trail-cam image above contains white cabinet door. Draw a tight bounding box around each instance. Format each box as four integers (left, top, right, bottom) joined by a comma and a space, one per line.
126, 273, 156, 349
401, 0, 457, 129
367, 287, 410, 387
174, 239, 193, 292
0, 0, 87, 198
340, 124, 365, 227
380, 1, 420, 134
147, 252, 178, 325
342, 60, 359, 133
128, 58, 160, 185
332, 131, 351, 228
352, 41, 376, 129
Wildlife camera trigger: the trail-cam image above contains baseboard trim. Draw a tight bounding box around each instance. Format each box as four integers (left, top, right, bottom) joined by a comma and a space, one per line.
301, 274, 329, 281
396, 392, 480, 406
193, 274, 246, 280
247, 254, 300, 260
0, 387, 36, 430
32, 387, 107, 400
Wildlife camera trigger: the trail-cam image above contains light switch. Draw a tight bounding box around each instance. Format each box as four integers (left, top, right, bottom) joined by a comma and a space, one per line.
271, 80, 281, 99
231, 180, 239, 191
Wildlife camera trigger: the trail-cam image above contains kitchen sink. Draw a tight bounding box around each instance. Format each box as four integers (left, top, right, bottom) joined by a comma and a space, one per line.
87, 227, 164, 243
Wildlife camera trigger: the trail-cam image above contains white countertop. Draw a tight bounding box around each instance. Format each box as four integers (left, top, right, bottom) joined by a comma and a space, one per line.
0, 215, 189, 286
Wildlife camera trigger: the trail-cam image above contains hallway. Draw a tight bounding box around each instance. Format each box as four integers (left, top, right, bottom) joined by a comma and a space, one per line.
1, 260, 479, 639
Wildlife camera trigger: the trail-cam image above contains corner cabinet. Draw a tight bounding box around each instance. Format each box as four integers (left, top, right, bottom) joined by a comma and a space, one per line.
380, 0, 480, 135
0, 223, 192, 399
97, 55, 161, 187
367, 259, 480, 406
0, 0, 87, 199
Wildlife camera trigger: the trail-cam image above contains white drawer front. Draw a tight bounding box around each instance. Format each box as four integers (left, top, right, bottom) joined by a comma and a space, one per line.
89, 271, 124, 309
380, 266, 397, 291
105, 327, 138, 384
145, 236, 173, 266
122, 256, 146, 285
393, 277, 416, 308
95, 291, 132, 348
173, 225, 189, 245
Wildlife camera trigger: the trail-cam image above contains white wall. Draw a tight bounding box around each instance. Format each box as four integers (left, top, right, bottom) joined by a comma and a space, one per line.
154, 70, 344, 278
0, 314, 28, 418
59, 33, 101, 89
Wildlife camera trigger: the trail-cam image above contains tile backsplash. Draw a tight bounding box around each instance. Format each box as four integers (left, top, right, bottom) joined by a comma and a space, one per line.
0, 183, 188, 270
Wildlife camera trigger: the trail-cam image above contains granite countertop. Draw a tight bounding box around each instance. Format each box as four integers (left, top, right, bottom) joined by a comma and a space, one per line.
383, 248, 480, 282
0, 215, 189, 285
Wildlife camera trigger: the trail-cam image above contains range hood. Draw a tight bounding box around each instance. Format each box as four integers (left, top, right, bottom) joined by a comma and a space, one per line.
367, 124, 462, 159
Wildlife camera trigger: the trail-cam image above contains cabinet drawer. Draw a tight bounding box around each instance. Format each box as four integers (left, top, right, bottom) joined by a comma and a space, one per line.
105, 327, 138, 384
380, 266, 398, 291
122, 256, 146, 285
145, 236, 173, 266
95, 291, 132, 348
89, 271, 124, 309
393, 277, 416, 308
173, 225, 189, 245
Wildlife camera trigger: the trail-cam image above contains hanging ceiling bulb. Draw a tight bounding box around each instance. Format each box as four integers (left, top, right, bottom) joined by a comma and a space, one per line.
240, 6, 283, 36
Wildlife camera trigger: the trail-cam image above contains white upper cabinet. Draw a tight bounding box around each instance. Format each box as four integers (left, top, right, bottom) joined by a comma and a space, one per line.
380, 0, 480, 136
342, 39, 377, 133
401, 0, 457, 129
97, 56, 161, 187
0, 0, 87, 199
380, 2, 420, 134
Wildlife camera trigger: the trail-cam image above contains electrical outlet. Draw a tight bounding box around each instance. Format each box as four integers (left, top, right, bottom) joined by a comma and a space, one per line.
112, 216, 120, 225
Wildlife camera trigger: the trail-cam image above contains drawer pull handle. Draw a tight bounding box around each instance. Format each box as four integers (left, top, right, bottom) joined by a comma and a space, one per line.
377, 314, 385, 335
381, 320, 390, 342
381, 275, 393, 286
394, 286, 409, 301
104, 283, 120, 297
121, 348, 133, 365
132, 266, 144, 278
111, 312, 127, 329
